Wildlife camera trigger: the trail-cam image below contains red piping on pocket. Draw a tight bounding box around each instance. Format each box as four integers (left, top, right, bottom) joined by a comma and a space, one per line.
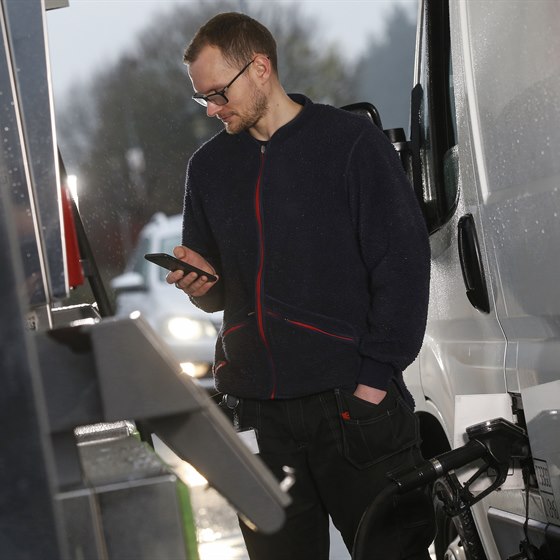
214, 360, 227, 373
281, 316, 356, 342
223, 322, 248, 337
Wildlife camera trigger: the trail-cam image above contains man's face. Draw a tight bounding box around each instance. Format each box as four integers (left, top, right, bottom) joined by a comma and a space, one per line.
188, 46, 268, 135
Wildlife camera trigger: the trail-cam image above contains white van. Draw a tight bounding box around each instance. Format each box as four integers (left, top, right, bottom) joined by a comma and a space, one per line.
402, 1, 560, 559
111, 213, 222, 391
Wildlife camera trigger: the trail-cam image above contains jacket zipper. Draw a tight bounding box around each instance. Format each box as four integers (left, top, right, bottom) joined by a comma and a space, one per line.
254, 144, 277, 398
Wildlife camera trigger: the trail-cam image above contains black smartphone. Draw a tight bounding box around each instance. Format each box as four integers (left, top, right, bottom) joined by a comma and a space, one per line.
144, 253, 217, 282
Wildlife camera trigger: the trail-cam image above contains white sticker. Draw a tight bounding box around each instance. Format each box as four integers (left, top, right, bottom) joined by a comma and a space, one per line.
238, 428, 259, 454
534, 459, 560, 524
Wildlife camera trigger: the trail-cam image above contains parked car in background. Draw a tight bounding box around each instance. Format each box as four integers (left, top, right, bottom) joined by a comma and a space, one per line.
111, 213, 221, 391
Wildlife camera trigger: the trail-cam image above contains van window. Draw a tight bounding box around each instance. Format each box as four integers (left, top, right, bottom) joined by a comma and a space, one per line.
414, 0, 458, 233
465, 3, 560, 200
128, 236, 151, 278
159, 235, 181, 255
157, 235, 182, 282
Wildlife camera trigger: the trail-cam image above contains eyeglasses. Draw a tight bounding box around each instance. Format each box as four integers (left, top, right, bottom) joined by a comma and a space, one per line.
192, 59, 255, 107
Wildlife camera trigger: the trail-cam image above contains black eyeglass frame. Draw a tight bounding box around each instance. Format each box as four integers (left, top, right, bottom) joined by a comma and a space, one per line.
192, 59, 255, 107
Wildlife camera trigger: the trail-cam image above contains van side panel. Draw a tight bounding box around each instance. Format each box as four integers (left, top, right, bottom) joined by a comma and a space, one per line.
415, 1, 560, 556
412, 0, 507, 447
462, 2, 560, 393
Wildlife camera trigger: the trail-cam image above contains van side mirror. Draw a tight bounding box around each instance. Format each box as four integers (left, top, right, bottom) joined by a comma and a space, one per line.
341, 102, 383, 129
341, 102, 413, 194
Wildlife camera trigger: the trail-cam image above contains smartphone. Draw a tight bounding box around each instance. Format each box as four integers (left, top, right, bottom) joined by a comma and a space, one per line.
144, 253, 217, 282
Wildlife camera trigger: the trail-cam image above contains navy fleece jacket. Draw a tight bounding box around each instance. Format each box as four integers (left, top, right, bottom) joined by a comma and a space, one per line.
182, 94, 430, 402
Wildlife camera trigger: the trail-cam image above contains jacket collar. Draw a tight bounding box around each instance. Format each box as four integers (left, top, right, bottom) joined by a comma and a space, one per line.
240, 93, 313, 146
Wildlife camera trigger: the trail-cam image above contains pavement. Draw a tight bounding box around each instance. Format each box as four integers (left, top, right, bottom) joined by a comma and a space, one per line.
153, 436, 434, 560
190, 482, 351, 560
153, 436, 350, 560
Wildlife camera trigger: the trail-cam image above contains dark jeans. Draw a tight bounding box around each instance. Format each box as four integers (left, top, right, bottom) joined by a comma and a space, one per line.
227, 381, 435, 560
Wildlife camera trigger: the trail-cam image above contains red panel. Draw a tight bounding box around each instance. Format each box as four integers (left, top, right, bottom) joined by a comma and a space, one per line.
61, 183, 84, 288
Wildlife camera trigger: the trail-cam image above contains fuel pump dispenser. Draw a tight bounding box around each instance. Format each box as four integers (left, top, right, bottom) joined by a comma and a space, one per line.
0, 1, 291, 557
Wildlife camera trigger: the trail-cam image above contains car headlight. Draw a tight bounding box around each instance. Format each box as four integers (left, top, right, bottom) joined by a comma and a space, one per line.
166, 317, 217, 341
180, 362, 210, 378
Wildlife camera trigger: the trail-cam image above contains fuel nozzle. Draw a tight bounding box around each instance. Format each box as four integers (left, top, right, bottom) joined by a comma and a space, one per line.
352, 418, 530, 560
394, 417, 529, 500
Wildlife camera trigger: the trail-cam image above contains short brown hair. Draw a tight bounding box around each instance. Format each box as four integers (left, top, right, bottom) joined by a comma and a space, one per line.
184, 12, 278, 73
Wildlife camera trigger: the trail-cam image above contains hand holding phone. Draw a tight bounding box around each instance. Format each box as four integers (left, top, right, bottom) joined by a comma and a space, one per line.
144, 253, 217, 282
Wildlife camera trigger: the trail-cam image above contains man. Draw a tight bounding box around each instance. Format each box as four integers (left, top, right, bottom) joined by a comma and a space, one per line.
167, 12, 434, 560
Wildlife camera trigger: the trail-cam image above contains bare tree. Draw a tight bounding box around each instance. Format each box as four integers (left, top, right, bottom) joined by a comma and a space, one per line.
353, 4, 417, 132
55, 0, 355, 276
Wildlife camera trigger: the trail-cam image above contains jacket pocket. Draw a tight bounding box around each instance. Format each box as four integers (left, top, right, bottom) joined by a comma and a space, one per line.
214, 311, 271, 395
264, 296, 359, 376
265, 295, 358, 344
220, 316, 253, 364
334, 383, 419, 469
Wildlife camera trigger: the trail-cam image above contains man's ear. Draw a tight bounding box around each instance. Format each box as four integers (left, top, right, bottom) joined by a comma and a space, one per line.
252, 53, 272, 83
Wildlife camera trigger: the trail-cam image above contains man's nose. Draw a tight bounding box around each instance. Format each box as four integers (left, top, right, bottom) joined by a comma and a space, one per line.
206, 102, 222, 117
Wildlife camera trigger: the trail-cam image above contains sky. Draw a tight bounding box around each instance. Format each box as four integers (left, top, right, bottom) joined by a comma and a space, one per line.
46, 0, 417, 101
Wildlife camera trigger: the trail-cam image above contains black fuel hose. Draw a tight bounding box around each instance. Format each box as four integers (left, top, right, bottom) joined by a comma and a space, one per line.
352, 439, 487, 560
352, 481, 399, 560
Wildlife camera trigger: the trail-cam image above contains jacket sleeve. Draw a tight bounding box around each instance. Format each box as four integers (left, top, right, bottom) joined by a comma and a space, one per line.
181, 158, 225, 312
347, 125, 430, 390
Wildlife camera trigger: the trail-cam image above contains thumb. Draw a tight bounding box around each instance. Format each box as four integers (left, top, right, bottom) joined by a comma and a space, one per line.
173, 245, 187, 259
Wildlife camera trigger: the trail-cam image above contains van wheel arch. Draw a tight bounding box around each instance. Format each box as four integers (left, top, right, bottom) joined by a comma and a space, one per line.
417, 411, 452, 460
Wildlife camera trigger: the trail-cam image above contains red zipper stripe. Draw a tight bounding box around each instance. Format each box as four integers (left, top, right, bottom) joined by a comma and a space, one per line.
255, 149, 266, 341
254, 145, 277, 398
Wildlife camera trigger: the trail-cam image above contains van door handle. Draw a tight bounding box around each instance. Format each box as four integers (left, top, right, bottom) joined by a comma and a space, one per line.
457, 214, 490, 313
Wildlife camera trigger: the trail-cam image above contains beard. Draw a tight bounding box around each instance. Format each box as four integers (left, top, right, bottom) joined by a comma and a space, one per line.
222, 84, 268, 135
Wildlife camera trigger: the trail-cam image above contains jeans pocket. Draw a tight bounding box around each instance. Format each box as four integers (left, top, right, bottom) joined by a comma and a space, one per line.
335, 385, 419, 469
